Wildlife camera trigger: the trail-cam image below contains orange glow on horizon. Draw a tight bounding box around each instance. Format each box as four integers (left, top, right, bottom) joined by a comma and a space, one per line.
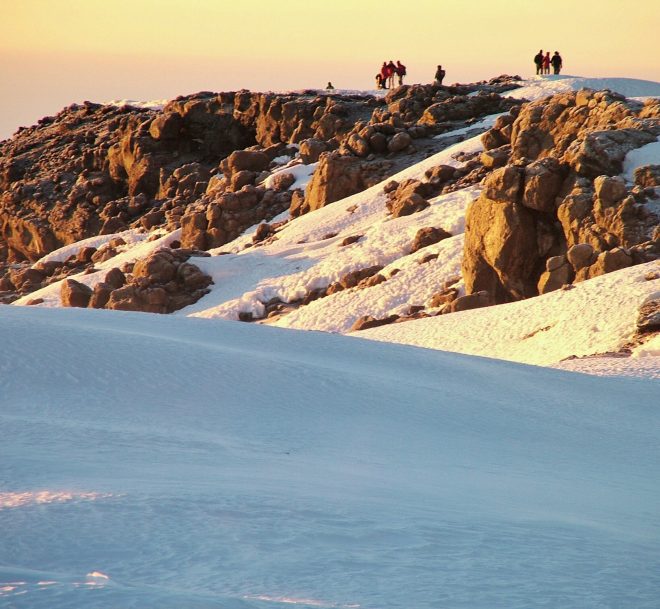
1, 0, 659, 138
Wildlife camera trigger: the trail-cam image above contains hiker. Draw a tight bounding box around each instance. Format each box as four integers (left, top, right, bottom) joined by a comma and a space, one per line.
395, 60, 407, 86
386, 60, 397, 88
380, 62, 390, 89
326, 82, 335, 91
534, 49, 544, 75
543, 52, 551, 75
551, 51, 563, 75
434, 65, 446, 86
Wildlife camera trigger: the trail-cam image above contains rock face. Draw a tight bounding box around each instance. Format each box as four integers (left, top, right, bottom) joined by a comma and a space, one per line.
0, 91, 377, 264
463, 90, 660, 303
299, 152, 393, 216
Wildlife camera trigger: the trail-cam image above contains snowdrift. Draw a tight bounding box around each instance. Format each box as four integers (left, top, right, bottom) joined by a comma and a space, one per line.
0, 305, 659, 608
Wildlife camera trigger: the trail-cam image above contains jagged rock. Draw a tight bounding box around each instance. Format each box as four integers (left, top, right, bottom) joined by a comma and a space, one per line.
61, 278, 92, 308
636, 299, 660, 332
450, 291, 491, 312
634, 165, 660, 188
538, 256, 574, 293
359, 273, 386, 288
483, 166, 523, 202
270, 172, 295, 192
387, 132, 412, 153
462, 188, 540, 302
104, 267, 126, 289
522, 158, 566, 213
594, 175, 627, 207
410, 227, 452, 253
104, 249, 212, 313
9, 267, 45, 292
388, 193, 429, 218
89, 282, 113, 308
133, 250, 177, 283
481, 128, 509, 151
149, 112, 183, 140
418, 92, 521, 127
299, 138, 328, 163
481, 146, 510, 169
462, 89, 660, 304
566, 243, 596, 269
231, 170, 257, 190
566, 129, 656, 178
340, 234, 362, 246
350, 314, 399, 332
180, 185, 291, 250
429, 287, 459, 308
347, 133, 370, 157
289, 190, 306, 218
303, 152, 393, 215
141, 208, 166, 230
586, 247, 633, 278
253, 223, 274, 242
339, 265, 384, 289
425, 164, 457, 185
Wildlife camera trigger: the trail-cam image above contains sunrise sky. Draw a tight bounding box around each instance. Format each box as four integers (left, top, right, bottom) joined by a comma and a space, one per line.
1, 0, 659, 139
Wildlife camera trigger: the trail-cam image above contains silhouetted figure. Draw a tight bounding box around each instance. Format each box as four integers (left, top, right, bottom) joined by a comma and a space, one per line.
386, 60, 397, 88
375, 74, 385, 89
434, 65, 446, 86
395, 60, 407, 86
534, 49, 544, 75
543, 52, 551, 75
380, 62, 390, 89
551, 52, 563, 75
326, 82, 335, 91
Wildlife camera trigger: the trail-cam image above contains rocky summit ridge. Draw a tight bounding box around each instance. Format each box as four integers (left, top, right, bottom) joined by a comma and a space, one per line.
1, 75, 658, 339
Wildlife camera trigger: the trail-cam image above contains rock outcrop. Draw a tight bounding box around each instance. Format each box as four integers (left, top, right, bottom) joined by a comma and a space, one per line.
57, 248, 213, 314
463, 90, 660, 303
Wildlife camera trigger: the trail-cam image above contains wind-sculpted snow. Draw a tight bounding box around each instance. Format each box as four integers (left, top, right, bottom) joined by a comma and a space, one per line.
504, 75, 660, 101
0, 305, 659, 608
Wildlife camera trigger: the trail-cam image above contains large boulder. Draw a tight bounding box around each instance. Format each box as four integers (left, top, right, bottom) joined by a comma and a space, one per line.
303, 152, 393, 215
462, 190, 541, 302
61, 278, 92, 308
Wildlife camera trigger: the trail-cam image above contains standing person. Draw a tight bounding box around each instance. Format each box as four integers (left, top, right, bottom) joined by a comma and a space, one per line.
543, 52, 551, 75
380, 61, 390, 89
395, 60, 407, 86
534, 49, 544, 75
386, 60, 397, 88
434, 64, 446, 86
551, 51, 563, 75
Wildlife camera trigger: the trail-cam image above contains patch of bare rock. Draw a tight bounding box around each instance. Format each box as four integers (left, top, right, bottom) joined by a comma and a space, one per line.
59, 247, 212, 313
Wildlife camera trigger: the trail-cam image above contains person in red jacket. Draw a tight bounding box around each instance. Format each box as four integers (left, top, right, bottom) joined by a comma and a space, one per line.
386, 60, 397, 88
395, 60, 407, 86
380, 61, 389, 89
543, 52, 551, 75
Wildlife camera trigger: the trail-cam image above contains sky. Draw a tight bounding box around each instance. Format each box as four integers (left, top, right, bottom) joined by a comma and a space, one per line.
1, 0, 659, 140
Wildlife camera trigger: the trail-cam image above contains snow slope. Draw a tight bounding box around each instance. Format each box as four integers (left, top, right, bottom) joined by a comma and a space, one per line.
1, 305, 659, 609
358, 261, 660, 376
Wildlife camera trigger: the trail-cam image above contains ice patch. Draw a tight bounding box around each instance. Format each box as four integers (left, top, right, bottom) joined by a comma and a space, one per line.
0, 491, 114, 509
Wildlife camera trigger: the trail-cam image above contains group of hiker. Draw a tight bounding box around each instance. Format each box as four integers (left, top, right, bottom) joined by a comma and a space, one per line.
331, 51, 566, 92
376, 61, 407, 89
534, 50, 563, 75
375, 61, 447, 89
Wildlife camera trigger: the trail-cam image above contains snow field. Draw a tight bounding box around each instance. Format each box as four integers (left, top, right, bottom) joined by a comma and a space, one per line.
1, 305, 659, 608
